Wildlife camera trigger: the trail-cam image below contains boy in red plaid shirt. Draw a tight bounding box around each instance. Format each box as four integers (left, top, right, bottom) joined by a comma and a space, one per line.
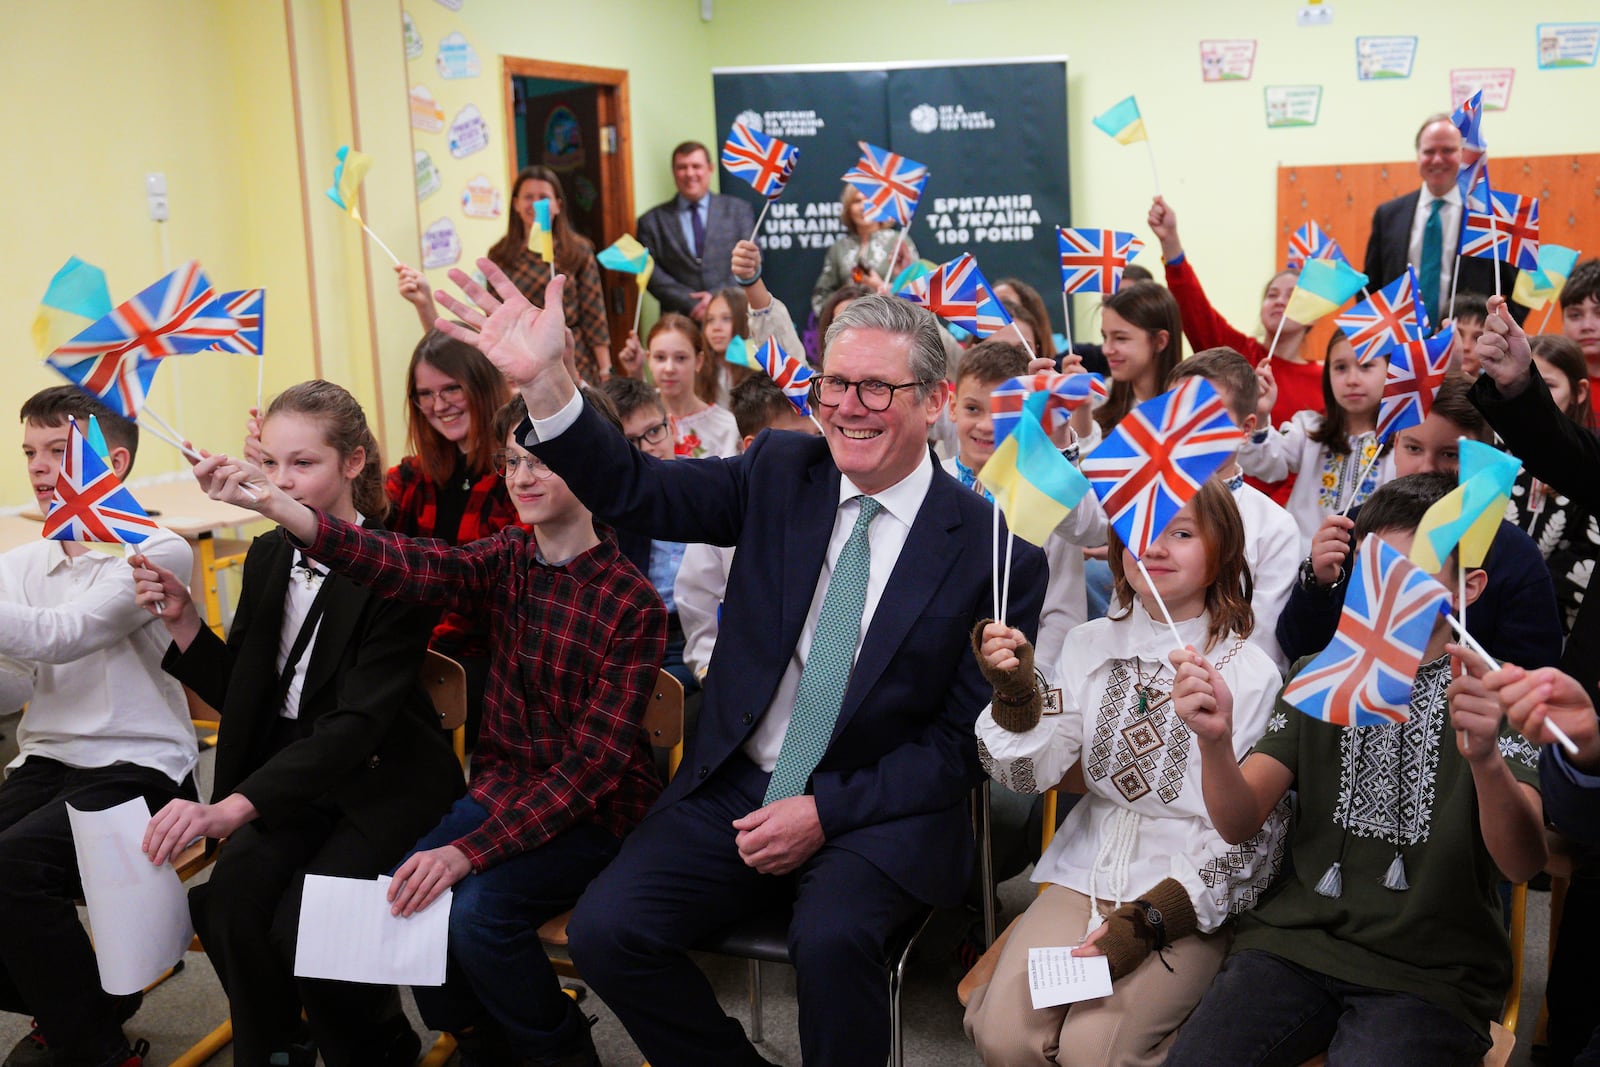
189, 388, 665, 1067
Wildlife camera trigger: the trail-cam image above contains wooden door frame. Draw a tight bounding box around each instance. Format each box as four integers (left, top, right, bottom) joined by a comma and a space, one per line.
501, 57, 636, 346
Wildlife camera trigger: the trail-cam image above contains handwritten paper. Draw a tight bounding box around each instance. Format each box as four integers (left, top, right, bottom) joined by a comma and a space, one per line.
294, 875, 451, 986
66, 798, 194, 995
1027, 947, 1113, 1009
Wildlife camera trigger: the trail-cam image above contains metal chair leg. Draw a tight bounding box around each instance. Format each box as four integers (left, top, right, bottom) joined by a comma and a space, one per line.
978, 781, 996, 946
747, 958, 764, 1044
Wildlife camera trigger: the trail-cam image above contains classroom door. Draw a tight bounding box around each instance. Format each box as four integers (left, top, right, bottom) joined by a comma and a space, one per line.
504, 59, 636, 352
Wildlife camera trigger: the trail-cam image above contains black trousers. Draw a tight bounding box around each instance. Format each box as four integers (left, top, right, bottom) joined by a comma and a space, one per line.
189, 799, 409, 1067
0, 757, 186, 1064
568, 755, 922, 1067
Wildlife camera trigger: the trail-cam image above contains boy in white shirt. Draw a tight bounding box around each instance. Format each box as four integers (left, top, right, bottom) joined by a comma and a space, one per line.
675, 375, 820, 687
1167, 347, 1300, 673
0, 388, 197, 1067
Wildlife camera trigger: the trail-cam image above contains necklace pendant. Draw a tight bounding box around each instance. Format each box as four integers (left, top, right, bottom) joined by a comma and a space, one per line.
1136, 686, 1149, 715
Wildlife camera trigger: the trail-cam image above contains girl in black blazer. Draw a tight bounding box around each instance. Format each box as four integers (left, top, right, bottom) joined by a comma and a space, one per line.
132, 382, 463, 1067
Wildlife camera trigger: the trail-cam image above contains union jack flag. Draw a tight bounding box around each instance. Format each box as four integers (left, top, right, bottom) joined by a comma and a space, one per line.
1079, 377, 1242, 556
45, 261, 238, 415
1335, 266, 1428, 364
841, 142, 929, 227
1461, 189, 1539, 269
1376, 323, 1455, 441
754, 338, 815, 416
990, 372, 1108, 447
42, 418, 160, 546
1057, 228, 1145, 295
901, 253, 1011, 337
49, 350, 161, 419
205, 289, 265, 356
720, 122, 799, 200
1286, 220, 1345, 271
1452, 90, 1489, 209
1281, 535, 1451, 726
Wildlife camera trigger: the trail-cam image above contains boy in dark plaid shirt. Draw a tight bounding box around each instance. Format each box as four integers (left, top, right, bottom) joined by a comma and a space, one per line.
192, 389, 664, 1067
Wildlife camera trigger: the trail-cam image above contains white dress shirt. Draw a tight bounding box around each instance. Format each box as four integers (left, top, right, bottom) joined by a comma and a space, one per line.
0, 529, 197, 785
1231, 479, 1299, 674
674, 541, 735, 682
275, 550, 328, 720
1407, 186, 1463, 313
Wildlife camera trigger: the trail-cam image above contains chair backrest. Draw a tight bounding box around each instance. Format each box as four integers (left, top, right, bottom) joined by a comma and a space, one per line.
419, 649, 469, 769
645, 669, 685, 781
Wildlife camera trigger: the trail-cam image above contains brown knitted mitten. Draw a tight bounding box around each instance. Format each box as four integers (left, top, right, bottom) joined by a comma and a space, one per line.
970, 618, 1041, 732
1094, 878, 1199, 980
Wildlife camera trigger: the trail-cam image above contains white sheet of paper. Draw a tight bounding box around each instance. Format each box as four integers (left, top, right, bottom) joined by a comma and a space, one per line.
294, 874, 451, 986
66, 797, 194, 996
1027, 947, 1114, 1009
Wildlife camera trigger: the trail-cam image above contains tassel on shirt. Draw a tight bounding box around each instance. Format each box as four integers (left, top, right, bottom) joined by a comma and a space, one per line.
1382, 850, 1410, 892
1314, 861, 1343, 898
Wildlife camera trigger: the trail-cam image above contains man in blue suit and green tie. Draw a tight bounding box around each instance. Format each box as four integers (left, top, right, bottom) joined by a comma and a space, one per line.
435, 264, 1047, 1067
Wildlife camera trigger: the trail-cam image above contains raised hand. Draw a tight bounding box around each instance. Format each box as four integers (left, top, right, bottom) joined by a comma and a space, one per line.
243, 407, 264, 465
1147, 196, 1182, 261
1476, 295, 1533, 396
129, 553, 201, 646
1484, 662, 1600, 772
435, 259, 570, 387
1446, 644, 1507, 764
191, 452, 271, 512
1254, 361, 1278, 425
980, 623, 1027, 673
1171, 646, 1233, 746
731, 239, 762, 283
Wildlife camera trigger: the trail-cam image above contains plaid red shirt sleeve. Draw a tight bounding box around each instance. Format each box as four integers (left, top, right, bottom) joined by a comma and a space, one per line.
305, 511, 667, 871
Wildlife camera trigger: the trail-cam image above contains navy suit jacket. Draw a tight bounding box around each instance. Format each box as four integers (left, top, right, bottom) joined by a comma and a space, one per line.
637, 193, 755, 315
1364, 190, 1525, 323
527, 404, 1047, 905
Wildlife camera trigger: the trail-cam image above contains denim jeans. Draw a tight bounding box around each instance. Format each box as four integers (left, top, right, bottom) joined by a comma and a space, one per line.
1162, 949, 1489, 1067
403, 796, 620, 1058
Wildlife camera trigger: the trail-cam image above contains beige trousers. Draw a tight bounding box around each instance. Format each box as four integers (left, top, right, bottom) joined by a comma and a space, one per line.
964, 885, 1229, 1067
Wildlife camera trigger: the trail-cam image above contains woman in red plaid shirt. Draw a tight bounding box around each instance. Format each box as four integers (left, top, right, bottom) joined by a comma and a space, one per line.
192, 389, 666, 1067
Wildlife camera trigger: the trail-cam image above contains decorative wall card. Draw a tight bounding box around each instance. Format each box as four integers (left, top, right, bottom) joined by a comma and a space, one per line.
1356, 36, 1417, 80
402, 11, 422, 59
1450, 68, 1515, 110
410, 84, 445, 133
433, 0, 462, 9
1537, 23, 1600, 69
1200, 39, 1257, 82
448, 103, 489, 158
415, 150, 441, 200
461, 175, 501, 218
1265, 85, 1322, 128
421, 217, 461, 268
436, 31, 480, 79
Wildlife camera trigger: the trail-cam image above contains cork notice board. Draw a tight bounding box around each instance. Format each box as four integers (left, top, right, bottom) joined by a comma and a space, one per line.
1276, 154, 1600, 341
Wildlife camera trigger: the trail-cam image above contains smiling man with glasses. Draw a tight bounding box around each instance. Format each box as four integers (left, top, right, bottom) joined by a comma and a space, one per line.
436, 267, 1048, 1067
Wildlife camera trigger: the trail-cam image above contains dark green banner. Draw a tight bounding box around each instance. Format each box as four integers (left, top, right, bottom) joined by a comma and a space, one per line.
712, 58, 1070, 347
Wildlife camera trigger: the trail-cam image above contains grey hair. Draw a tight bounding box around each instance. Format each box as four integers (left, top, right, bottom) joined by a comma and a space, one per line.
823, 294, 947, 397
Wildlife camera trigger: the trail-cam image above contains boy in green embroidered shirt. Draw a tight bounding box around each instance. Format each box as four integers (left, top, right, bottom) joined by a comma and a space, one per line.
1162, 473, 1546, 1066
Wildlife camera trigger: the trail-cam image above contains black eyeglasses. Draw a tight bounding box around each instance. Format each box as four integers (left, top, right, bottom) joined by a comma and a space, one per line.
412, 383, 466, 410
491, 450, 555, 479
809, 375, 933, 412
626, 419, 672, 447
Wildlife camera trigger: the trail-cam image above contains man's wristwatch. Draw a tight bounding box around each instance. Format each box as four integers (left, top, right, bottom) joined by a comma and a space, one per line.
1298, 555, 1347, 593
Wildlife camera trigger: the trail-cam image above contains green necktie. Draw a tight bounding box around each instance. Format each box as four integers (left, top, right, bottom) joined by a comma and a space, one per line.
1420, 198, 1444, 326
764, 497, 883, 803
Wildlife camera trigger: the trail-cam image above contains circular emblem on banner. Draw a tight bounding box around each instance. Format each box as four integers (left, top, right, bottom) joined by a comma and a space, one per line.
909, 104, 939, 134
736, 109, 764, 132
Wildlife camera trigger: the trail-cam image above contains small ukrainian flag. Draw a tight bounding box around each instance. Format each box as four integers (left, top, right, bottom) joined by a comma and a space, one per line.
1284, 258, 1368, 325
1092, 96, 1148, 145
980, 391, 1090, 546
33, 257, 111, 357
528, 199, 555, 262
325, 145, 374, 223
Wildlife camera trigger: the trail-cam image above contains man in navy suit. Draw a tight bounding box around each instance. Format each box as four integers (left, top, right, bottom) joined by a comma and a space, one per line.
1363, 114, 1520, 325
435, 267, 1047, 1066
637, 141, 756, 321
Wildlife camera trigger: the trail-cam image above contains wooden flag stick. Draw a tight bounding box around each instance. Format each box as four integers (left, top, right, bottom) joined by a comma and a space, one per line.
1143, 139, 1163, 199
256, 355, 265, 416
1264, 312, 1289, 362
1000, 529, 1016, 626
992, 503, 1002, 623
1537, 300, 1558, 335
1337, 445, 1384, 516
749, 201, 772, 246
1488, 212, 1503, 300
136, 412, 260, 501
361, 223, 402, 268
1061, 292, 1074, 353
1447, 253, 1463, 320
887, 228, 908, 287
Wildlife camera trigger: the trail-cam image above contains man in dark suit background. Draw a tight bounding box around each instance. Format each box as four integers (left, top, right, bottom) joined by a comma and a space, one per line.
637, 141, 756, 322
1364, 114, 1520, 326
436, 268, 1047, 1066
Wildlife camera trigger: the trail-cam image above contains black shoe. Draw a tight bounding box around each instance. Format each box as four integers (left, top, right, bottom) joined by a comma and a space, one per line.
522, 1003, 599, 1067
3, 1024, 51, 1067
376, 1016, 421, 1067
265, 1039, 316, 1067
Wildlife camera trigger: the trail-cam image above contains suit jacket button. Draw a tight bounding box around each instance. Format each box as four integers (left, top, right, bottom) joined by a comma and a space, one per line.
368, 755, 381, 769
741, 713, 753, 725
697, 765, 709, 779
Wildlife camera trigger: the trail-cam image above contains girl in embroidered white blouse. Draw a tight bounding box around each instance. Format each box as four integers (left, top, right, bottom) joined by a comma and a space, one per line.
963, 480, 1288, 1067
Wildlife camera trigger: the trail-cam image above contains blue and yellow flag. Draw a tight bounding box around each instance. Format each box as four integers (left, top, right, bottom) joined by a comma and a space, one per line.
979, 390, 1090, 546
1284, 257, 1369, 325
325, 145, 373, 222
1093, 96, 1148, 145
722, 335, 761, 371
528, 199, 555, 262
1410, 439, 1522, 573
33, 256, 111, 357
597, 234, 654, 291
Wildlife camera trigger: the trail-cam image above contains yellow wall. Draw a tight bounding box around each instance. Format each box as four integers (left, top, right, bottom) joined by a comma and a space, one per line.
4, 0, 1596, 510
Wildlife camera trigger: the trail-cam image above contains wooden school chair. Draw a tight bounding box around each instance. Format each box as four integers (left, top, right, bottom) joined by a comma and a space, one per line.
171, 650, 470, 1067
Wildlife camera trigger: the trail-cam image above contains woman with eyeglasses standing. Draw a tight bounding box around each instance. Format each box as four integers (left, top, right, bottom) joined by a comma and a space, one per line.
386, 330, 515, 744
